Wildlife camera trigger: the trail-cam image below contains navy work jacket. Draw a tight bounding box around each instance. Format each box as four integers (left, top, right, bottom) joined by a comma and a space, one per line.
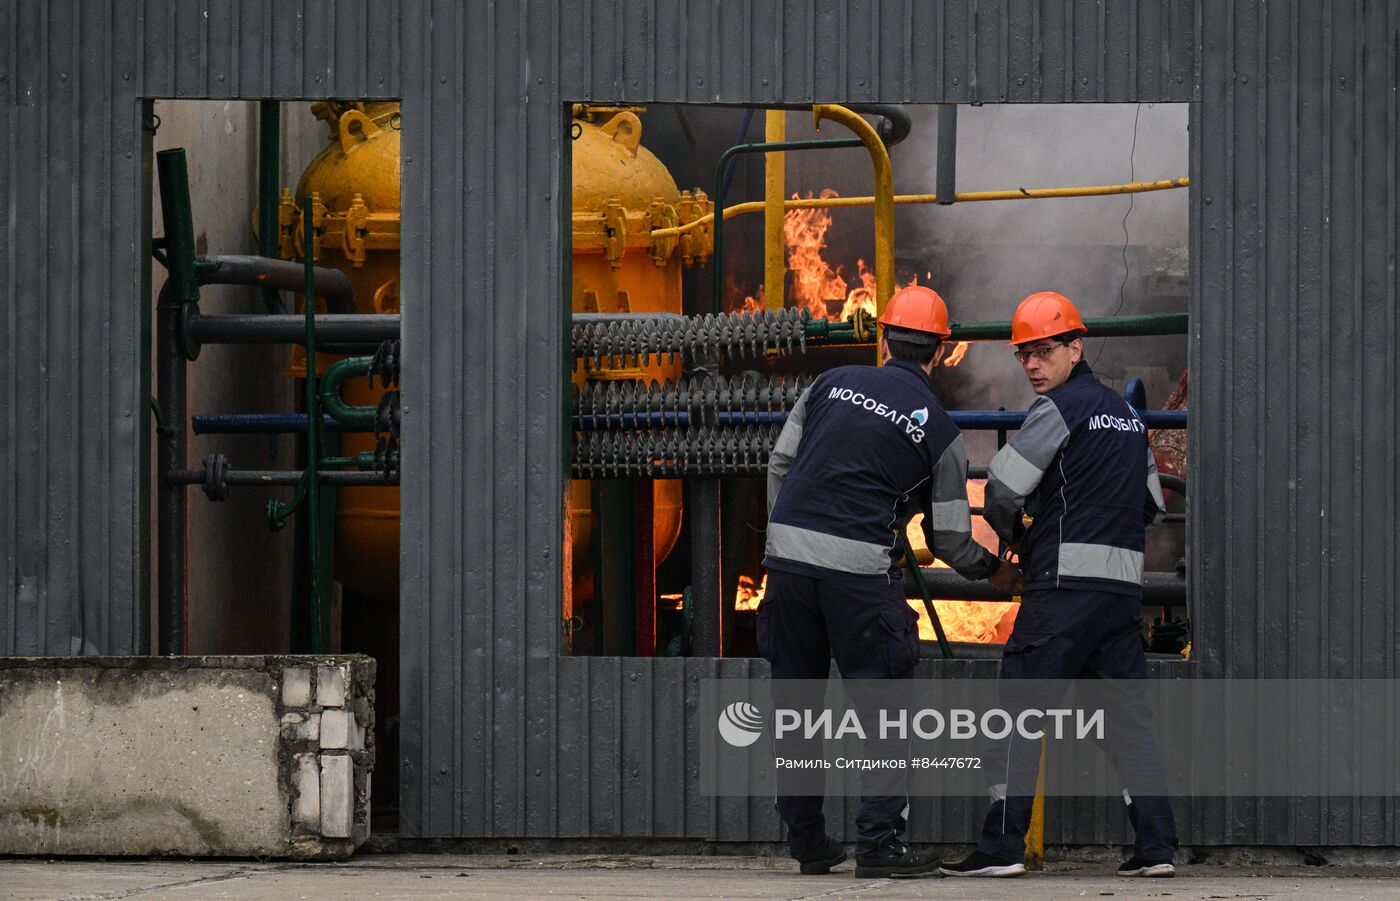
765, 358, 999, 585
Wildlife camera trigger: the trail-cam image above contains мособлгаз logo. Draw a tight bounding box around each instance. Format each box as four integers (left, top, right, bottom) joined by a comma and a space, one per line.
717, 701, 764, 748
910, 407, 928, 427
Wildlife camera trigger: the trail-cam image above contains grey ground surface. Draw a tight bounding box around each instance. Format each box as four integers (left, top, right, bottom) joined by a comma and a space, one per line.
4, 854, 1400, 900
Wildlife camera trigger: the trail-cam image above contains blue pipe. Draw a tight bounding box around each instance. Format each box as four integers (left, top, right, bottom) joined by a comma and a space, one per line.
192, 413, 370, 434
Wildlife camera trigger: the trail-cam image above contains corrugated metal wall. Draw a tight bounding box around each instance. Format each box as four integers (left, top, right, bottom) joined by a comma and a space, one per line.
4, 0, 1398, 845
1190, 0, 1400, 845
1, 0, 399, 658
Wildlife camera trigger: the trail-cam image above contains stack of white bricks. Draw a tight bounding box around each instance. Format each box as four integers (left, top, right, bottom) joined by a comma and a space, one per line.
279, 662, 373, 850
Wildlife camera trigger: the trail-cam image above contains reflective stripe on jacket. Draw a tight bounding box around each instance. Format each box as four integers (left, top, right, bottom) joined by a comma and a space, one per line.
984, 361, 1166, 596
766, 359, 1000, 584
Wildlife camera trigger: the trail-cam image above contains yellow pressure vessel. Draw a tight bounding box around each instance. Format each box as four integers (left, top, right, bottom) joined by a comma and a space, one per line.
569, 106, 710, 615
285, 101, 402, 600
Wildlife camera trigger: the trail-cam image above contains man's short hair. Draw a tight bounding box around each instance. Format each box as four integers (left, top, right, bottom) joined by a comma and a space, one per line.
884, 326, 941, 365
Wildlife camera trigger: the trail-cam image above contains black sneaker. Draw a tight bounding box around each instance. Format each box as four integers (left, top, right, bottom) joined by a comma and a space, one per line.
1117, 856, 1175, 877
937, 849, 1027, 877
791, 835, 847, 875
853, 843, 941, 879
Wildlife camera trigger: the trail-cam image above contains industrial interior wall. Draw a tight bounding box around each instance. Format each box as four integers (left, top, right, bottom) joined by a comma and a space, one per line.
3, 0, 1398, 847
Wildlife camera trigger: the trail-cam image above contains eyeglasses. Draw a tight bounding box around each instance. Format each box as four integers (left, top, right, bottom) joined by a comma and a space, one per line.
1013, 343, 1067, 364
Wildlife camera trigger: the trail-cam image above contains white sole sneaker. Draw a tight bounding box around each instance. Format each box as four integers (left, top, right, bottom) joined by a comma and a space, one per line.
1118, 862, 1175, 877
938, 863, 1027, 877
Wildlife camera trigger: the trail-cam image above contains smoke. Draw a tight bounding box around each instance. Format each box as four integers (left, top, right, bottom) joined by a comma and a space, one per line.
779, 103, 1190, 462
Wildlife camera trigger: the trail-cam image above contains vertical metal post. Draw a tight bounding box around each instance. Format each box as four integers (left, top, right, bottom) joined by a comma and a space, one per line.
634, 483, 657, 656
155, 149, 198, 656
258, 101, 285, 313
156, 281, 187, 656
688, 343, 723, 657
936, 104, 958, 205
592, 479, 636, 656
763, 110, 786, 310
303, 197, 324, 652
688, 479, 723, 657
996, 414, 1008, 559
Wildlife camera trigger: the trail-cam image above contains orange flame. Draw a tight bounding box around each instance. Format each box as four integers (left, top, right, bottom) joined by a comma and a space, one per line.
738, 285, 766, 314
732, 482, 1019, 644
904, 480, 1020, 643
838, 258, 878, 321
729, 189, 963, 368
784, 189, 848, 317
735, 572, 767, 612
942, 341, 971, 368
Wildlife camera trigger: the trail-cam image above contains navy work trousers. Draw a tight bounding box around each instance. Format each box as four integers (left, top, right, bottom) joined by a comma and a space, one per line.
977, 588, 1178, 863
756, 568, 921, 856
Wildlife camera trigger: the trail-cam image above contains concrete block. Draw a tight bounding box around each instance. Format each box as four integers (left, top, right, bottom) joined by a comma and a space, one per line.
320, 709, 353, 749
0, 656, 375, 860
281, 667, 312, 708
320, 754, 354, 838
316, 665, 346, 707
292, 753, 320, 830
282, 712, 321, 743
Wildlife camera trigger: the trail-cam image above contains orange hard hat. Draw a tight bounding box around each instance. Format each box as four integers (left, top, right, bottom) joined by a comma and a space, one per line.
1008, 291, 1088, 345
879, 284, 952, 341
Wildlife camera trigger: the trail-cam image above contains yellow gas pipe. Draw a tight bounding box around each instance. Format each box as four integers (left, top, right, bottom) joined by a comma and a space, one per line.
649, 178, 1191, 239
811, 104, 894, 362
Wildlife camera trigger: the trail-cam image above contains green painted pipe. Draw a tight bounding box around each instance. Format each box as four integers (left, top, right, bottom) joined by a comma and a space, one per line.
321, 452, 377, 470
802, 312, 1188, 343
155, 150, 200, 304
318, 357, 375, 427
948, 312, 1189, 342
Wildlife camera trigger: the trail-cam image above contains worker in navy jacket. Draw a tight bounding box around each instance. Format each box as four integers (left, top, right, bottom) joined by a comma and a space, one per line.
761, 285, 1019, 879
938, 292, 1178, 880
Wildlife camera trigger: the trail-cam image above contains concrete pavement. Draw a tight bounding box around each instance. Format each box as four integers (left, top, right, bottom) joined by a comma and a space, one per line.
5, 853, 1400, 900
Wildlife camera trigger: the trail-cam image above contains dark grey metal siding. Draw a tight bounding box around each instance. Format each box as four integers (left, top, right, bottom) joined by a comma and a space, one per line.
559, 0, 1195, 104
399, 0, 1197, 842
1190, 0, 1400, 846
7, 0, 1400, 847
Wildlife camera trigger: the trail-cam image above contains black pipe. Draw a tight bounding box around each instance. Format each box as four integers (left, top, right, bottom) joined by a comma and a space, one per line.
257, 102, 284, 314
844, 103, 913, 148
166, 469, 396, 487
187, 313, 399, 346
903, 569, 1187, 606
936, 104, 958, 204
156, 279, 187, 655
197, 254, 355, 314
1159, 474, 1186, 497
192, 413, 367, 435
688, 479, 723, 656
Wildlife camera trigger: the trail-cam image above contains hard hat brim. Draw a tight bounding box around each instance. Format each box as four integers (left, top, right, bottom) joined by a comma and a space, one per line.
882, 325, 943, 346
1007, 328, 1089, 347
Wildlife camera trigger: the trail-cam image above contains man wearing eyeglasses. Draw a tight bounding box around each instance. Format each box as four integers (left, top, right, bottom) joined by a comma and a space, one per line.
939, 291, 1177, 880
